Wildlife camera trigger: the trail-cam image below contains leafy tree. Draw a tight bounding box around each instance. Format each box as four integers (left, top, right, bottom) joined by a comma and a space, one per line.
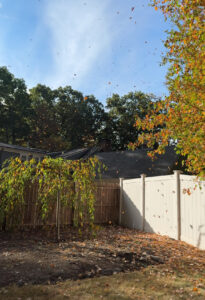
134, 0, 205, 178
0, 67, 166, 155
0, 69, 107, 151
35, 156, 102, 239
28, 84, 68, 151
106, 91, 156, 150
55, 86, 106, 149
0, 156, 102, 239
0, 67, 31, 144
0, 157, 36, 228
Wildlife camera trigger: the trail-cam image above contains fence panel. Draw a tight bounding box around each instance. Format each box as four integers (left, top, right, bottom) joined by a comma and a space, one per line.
121, 178, 142, 229
144, 175, 178, 239
94, 180, 119, 224
23, 184, 73, 227
180, 175, 205, 249
1, 180, 120, 229
121, 173, 205, 250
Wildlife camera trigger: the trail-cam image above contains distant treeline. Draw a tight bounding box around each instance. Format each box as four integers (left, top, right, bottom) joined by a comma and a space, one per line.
0, 66, 159, 151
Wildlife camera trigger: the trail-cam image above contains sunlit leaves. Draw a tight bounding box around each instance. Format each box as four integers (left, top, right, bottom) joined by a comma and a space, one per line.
0, 156, 103, 230
0, 157, 36, 228
134, 0, 205, 178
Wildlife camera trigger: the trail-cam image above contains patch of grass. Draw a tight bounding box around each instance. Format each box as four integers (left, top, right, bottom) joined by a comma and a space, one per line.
1, 265, 205, 300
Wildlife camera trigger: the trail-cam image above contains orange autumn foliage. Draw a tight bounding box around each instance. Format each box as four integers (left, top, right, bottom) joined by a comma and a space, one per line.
133, 0, 205, 178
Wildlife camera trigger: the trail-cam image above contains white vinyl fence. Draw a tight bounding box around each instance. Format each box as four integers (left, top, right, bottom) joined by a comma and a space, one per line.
120, 171, 205, 250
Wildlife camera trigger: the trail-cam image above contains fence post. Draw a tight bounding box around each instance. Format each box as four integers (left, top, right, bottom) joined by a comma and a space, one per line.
174, 170, 182, 240
119, 178, 124, 225
141, 174, 146, 231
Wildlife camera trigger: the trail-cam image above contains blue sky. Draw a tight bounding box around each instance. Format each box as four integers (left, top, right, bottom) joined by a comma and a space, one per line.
0, 0, 171, 105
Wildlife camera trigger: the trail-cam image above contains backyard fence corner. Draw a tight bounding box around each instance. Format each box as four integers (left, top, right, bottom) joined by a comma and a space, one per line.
120, 172, 205, 250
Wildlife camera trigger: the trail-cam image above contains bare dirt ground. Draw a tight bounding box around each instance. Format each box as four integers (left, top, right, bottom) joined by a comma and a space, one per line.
0, 226, 204, 289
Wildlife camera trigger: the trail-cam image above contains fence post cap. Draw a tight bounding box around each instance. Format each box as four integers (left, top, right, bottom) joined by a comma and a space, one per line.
140, 173, 146, 178
119, 178, 124, 185
173, 170, 183, 175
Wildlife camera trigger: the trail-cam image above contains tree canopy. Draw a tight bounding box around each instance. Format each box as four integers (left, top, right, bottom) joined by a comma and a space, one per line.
106, 92, 157, 150
134, 0, 205, 178
0, 68, 107, 151
55, 86, 106, 149
28, 84, 67, 151
0, 66, 160, 152
0, 67, 31, 144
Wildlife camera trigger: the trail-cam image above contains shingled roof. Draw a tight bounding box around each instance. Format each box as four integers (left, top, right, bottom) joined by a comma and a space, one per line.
56, 146, 178, 179
94, 147, 178, 179
0, 142, 46, 154
0, 142, 178, 179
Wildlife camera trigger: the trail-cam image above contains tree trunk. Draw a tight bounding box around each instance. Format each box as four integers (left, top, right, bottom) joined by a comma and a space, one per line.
56, 171, 62, 241
56, 190, 61, 241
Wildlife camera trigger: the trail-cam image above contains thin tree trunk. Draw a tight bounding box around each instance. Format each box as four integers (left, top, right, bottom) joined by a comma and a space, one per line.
57, 190, 61, 241
71, 182, 75, 226
56, 193, 58, 228
56, 171, 62, 241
